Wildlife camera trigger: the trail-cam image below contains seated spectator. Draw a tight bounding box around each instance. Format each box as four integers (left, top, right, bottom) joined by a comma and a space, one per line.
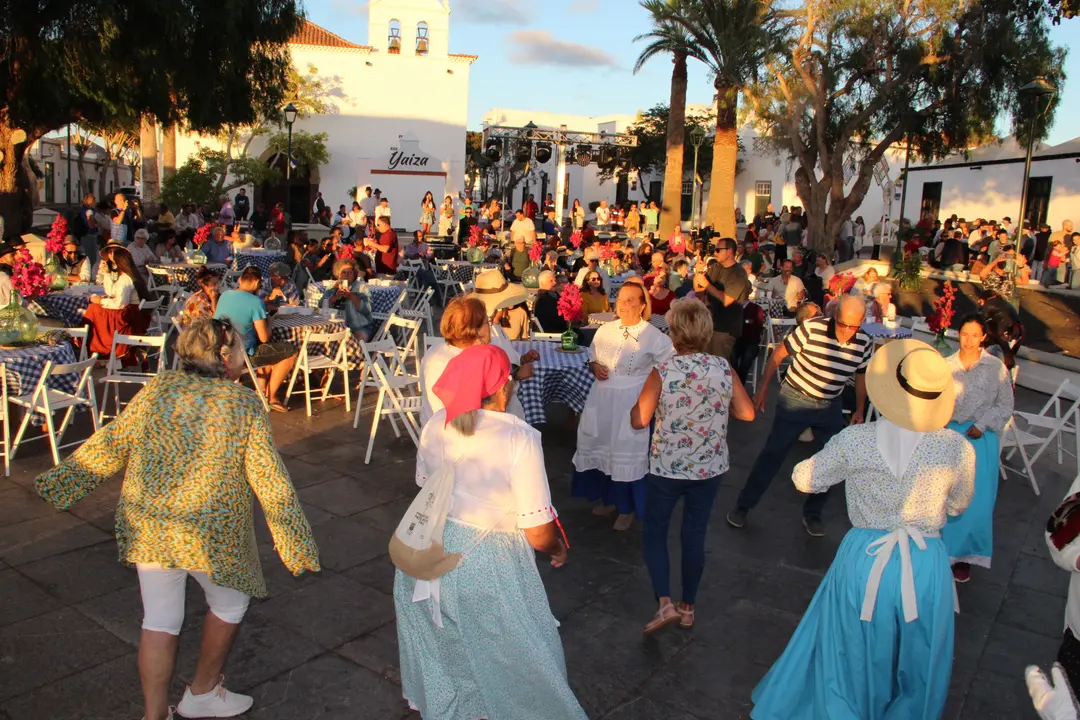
84, 244, 152, 366
533, 270, 563, 333
214, 266, 297, 412
127, 228, 159, 283
869, 282, 897, 323
765, 260, 807, 312
579, 269, 611, 317
261, 262, 301, 312
180, 267, 222, 329
61, 240, 92, 284
321, 258, 374, 342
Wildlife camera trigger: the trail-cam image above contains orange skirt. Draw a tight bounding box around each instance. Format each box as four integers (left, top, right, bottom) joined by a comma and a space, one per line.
83, 303, 151, 366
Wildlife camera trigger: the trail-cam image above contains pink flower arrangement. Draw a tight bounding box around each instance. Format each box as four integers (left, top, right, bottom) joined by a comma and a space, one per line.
46, 215, 68, 255
827, 272, 857, 297
11, 248, 51, 300
669, 235, 685, 254
557, 282, 584, 324
468, 224, 483, 248
597, 244, 618, 261
336, 243, 355, 260
192, 223, 213, 247
569, 230, 583, 249
528, 241, 544, 264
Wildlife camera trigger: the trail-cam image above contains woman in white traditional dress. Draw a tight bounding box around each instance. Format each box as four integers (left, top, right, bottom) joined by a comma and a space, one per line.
419, 296, 490, 426
941, 313, 1014, 583
394, 344, 586, 720
572, 281, 674, 531
437, 195, 455, 238
751, 339, 976, 720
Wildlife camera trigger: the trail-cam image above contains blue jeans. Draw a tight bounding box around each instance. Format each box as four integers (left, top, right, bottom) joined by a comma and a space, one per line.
643, 473, 722, 605
735, 383, 846, 520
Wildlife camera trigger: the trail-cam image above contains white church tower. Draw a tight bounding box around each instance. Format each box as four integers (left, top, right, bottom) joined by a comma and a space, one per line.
368, 0, 452, 59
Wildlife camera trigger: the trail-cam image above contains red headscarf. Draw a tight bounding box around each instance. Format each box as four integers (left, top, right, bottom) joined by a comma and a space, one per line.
433, 344, 511, 426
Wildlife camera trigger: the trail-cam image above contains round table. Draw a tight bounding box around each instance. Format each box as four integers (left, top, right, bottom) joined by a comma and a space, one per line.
861, 322, 912, 340
270, 312, 362, 368
147, 263, 227, 291
441, 261, 499, 284
0, 342, 79, 398
304, 283, 405, 315
512, 340, 594, 425
28, 288, 100, 328
234, 251, 287, 277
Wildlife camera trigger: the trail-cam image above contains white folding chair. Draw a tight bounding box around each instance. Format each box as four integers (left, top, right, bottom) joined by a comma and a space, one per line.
399, 287, 435, 336
284, 329, 351, 417
139, 297, 165, 335
372, 287, 408, 325
531, 315, 545, 333
433, 263, 461, 304
10, 355, 100, 466
147, 266, 171, 289
1009, 379, 1080, 468
239, 351, 272, 412
66, 327, 89, 362
422, 334, 445, 360
0, 365, 10, 476
361, 352, 421, 464
377, 314, 423, 374
99, 334, 167, 422
1000, 416, 1043, 495
354, 338, 407, 414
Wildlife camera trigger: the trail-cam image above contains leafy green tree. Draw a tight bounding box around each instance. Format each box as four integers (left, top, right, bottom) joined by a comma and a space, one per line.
0, 0, 302, 236
746, 0, 1067, 254
634, 0, 704, 239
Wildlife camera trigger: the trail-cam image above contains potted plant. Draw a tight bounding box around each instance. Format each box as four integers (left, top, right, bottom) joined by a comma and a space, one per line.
926, 280, 956, 354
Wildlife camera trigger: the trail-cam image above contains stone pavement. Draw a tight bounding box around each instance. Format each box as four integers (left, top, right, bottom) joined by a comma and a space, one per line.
0, 383, 1073, 719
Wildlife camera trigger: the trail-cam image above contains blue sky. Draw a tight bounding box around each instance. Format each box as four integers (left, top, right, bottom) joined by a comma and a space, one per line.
309, 0, 1079, 146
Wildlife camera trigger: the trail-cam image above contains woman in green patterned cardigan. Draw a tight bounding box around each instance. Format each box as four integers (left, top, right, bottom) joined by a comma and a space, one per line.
36, 318, 321, 720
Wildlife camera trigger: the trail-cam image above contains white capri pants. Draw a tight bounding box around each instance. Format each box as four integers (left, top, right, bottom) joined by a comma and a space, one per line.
137, 563, 251, 635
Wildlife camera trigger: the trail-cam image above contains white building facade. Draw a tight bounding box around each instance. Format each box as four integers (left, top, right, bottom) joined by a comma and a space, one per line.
174, 0, 475, 225
27, 135, 137, 206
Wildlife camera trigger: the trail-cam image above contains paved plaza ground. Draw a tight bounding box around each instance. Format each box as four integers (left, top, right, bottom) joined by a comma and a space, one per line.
0, 383, 1074, 719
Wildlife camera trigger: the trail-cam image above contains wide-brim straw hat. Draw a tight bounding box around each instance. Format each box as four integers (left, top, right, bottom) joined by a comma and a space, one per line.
471, 269, 527, 316
866, 339, 955, 433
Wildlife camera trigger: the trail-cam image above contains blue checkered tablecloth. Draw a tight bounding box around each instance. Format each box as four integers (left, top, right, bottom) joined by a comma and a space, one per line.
305, 283, 405, 315
512, 340, 594, 425
441, 261, 499, 284
270, 312, 362, 368
234, 251, 287, 277
28, 292, 94, 328
0, 343, 79, 397
861, 322, 912, 340
148, 263, 227, 291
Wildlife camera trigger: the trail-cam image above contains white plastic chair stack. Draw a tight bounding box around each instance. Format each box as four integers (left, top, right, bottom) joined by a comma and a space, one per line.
358, 350, 422, 464
10, 355, 100, 466
400, 287, 435, 336
99, 334, 167, 423
284, 329, 352, 417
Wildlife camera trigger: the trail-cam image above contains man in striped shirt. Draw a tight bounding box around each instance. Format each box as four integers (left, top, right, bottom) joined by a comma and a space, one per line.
727, 296, 872, 537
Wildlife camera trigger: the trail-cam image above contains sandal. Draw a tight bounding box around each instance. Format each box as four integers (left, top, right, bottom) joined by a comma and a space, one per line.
644, 602, 680, 635
677, 603, 695, 629
613, 513, 634, 531
269, 400, 290, 413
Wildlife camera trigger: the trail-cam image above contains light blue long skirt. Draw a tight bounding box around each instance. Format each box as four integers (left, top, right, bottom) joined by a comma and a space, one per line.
941, 421, 999, 568
751, 527, 955, 720
393, 520, 587, 720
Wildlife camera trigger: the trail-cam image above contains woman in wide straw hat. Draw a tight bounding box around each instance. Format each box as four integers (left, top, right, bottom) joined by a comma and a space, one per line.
751, 339, 977, 720
469, 268, 539, 419
393, 344, 585, 720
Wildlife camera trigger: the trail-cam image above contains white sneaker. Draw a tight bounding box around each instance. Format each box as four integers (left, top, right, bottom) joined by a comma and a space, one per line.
175, 677, 253, 718
799, 428, 814, 442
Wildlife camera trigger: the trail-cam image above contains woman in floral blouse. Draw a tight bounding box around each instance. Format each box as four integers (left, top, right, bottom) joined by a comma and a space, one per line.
631, 300, 754, 633
179, 266, 222, 328
35, 319, 320, 720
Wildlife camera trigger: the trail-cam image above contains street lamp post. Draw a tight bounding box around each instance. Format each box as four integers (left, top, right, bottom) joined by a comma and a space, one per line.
283, 103, 298, 223
690, 127, 707, 232
1015, 78, 1057, 241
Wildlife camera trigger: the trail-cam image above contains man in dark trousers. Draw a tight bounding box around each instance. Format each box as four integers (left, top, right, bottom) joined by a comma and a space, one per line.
234, 188, 250, 223
698, 237, 751, 360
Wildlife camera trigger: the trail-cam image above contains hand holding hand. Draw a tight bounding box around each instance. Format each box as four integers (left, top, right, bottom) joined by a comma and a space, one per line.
754, 388, 768, 414
521, 349, 540, 363
591, 362, 610, 381
516, 362, 535, 380
851, 409, 866, 425
966, 425, 983, 439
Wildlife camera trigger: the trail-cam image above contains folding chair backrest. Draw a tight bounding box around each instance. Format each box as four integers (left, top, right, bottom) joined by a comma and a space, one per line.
384, 315, 422, 364
110, 333, 167, 374
139, 297, 163, 312
423, 335, 445, 354
66, 327, 89, 362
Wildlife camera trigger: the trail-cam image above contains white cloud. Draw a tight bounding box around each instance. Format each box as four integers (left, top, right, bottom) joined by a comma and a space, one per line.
455, 0, 532, 26
505, 30, 619, 68
329, 0, 368, 16
567, 0, 599, 13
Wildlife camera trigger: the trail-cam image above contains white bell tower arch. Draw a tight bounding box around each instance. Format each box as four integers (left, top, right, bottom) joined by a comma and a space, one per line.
367, 0, 451, 58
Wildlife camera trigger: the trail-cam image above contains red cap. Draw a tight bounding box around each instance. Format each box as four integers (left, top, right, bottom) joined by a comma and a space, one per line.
433, 344, 512, 425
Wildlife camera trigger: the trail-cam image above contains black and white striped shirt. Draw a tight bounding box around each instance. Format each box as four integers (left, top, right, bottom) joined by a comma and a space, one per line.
782, 317, 873, 399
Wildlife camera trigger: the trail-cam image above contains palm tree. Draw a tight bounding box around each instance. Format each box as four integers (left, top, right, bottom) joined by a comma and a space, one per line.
634, 0, 702, 241
666, 0, 782, 238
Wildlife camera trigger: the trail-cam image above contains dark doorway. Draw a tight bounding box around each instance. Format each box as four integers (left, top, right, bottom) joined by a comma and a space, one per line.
681, 180, 693, 222
257, 154, 318, 222
920, 181, 942, 222
649, 181, 661, 205
616, 174, 629, 206
1025, 176, 1053, 228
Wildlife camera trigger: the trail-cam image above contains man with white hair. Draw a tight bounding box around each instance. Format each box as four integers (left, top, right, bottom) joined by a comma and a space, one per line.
1051, 219, 1075, 249
510, 209, 536, 247
533, 269, 563, 332
595, 200, 611, 231
127, 228, 158, 283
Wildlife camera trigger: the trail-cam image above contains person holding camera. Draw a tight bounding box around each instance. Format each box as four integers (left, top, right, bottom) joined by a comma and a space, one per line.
980, 244, 1019, 302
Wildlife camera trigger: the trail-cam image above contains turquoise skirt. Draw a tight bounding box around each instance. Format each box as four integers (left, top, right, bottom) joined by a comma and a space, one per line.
751, 527, 955, 720
941, 421, 999, 568
393, 520, 587, 720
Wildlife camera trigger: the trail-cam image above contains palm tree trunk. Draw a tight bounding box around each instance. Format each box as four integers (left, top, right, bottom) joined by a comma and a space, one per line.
659, 50, 688, 241
705, 85, 738, 238
139, 115, 160, 205
162, 124, 177, 181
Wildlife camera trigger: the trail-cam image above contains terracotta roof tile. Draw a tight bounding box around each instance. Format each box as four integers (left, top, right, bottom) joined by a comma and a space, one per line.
291, 19, 371, 50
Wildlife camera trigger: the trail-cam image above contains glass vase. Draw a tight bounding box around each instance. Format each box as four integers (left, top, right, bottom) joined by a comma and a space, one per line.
192, 248, 207, 265
466, 246, 485, 264
0, 292, 40, 346
521, 263, 540, 289
561, 324, 579, 351
933, 330, 952, 355
44, 253, 67, 291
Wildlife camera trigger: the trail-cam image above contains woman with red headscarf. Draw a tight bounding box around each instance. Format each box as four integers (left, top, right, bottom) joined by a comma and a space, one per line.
393, 344, 586, 720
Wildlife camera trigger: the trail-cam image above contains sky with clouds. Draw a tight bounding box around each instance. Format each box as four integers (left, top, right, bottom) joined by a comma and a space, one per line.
312, 0, 1079, 146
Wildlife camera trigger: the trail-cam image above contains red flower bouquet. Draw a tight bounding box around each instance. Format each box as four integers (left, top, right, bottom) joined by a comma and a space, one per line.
926, 281, 956, 338
827, 272, 857, 297
569, 230, 583, 249
46, 215, 68, 255
192, 223, 213, 247
528, 241, 544, 264
12, 248, 50, 300
468, 224, 483, 248
904, 238, 924, 256
557, 282, 584, 324
598, 244, 618, 261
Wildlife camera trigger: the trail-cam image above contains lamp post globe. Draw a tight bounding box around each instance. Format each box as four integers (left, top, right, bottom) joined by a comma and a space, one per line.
1016, 78, 1057, 240
284, 103, 298, 223
689, 127, 707, 230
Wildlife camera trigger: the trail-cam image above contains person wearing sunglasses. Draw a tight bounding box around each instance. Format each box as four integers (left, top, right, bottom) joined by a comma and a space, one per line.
61, 239, 92, 284
727, 295, 873, 537
34, 318, 321, 720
